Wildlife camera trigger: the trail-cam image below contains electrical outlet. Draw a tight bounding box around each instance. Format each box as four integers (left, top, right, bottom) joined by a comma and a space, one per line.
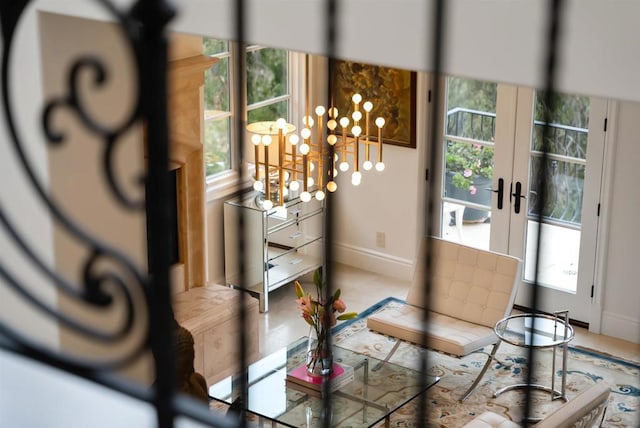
376, 231, 386, 248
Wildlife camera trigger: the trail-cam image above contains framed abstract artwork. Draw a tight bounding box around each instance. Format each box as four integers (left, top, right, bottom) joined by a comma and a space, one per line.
332, 60, 417, 148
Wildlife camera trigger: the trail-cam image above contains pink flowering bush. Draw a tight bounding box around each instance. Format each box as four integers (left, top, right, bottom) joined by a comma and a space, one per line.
294, 268, 357, 371
445, 140, 494, 192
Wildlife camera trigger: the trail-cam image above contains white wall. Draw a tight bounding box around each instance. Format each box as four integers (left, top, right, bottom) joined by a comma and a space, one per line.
169, 0, 640, 104
331, 73, 430, 280
598, 101, 640, 343
35, 0, 640, 103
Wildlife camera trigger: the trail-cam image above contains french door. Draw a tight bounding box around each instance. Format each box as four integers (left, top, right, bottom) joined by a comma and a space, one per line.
439, 78, 607, 324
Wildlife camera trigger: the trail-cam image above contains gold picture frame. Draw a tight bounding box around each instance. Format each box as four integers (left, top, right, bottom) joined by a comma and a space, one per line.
332, 60, 416, 148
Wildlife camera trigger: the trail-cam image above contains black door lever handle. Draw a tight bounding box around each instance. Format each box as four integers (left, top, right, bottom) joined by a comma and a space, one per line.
512, 181, 526, 214
492, 178, 504, 210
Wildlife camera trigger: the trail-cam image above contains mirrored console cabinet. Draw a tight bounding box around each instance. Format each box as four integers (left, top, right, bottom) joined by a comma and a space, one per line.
223, 191, 324, 312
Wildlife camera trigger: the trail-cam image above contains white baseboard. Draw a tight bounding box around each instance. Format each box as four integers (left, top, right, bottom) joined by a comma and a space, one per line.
332, 242, 414, 281
600, 310, 640, 344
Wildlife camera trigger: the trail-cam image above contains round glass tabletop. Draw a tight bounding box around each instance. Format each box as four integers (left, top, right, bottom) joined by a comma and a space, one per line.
494, 313, 574, 348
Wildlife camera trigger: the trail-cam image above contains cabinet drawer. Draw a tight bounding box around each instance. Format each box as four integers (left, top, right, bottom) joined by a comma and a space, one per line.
267, 212, 321, 248
266, 198, 322, 234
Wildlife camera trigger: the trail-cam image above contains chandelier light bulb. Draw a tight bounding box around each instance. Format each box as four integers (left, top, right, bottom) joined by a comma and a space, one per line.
253, 180, 264, 192
310, 161, 315, 172
299, 143, 310, 155
339, 161, 349, 172
352, 111, 363, 122
262, 135, 272, 146
327, 181, 338, 192
352, 93, 362, 104
301, 128, 312, 139
300, 191, 312, 202
251, 134, 261, 145
327, 119, 337, 131
351, 171, 362, 186
327, 134, 338, 145
276, 118, 287, 129
289, 134, 299, 145
339, 117, 350, 128
307, 177, 315, 187
375, 117, 386, 128
289, 180, 300, 191
303, 115, 315, 128
263, 199, 273, 210
352, 125, 362, 137
376, 162, 385, 172
363, 101, 373, 112
282, 187, 289, 197
363, 160, 373, 171
315, 106, 326, 116
333, 168, 338, 177
315, 190, 325, 201
328, 107, 339, 118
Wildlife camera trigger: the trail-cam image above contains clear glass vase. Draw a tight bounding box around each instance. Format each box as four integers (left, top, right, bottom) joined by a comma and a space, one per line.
306, 327, 333, 377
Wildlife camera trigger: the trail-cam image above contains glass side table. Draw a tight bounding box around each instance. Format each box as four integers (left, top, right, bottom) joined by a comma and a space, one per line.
493, 311, 574, 401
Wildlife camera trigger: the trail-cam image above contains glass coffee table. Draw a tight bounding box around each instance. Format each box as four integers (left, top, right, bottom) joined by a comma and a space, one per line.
209, 337, 440, 427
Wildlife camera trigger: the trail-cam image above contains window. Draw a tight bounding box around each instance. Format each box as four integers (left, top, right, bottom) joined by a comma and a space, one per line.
203, 39, 232, 177
203, 39, 291, 181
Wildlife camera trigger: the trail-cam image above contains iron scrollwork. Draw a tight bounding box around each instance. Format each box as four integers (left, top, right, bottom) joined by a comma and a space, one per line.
0, 1, 232, 427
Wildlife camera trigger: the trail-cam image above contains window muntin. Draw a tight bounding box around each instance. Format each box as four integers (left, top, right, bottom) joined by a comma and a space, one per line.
203, 40, 290, 181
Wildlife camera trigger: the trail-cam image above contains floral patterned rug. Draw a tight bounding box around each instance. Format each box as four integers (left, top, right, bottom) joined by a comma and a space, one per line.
333, 298, 639, 427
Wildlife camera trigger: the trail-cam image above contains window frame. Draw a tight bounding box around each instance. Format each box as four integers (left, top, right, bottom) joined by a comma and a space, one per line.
204, 41, 296, 201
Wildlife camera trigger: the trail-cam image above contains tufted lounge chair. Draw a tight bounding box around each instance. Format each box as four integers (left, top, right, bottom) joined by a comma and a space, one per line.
366, 236, 522, 401
461, 381, 611, 428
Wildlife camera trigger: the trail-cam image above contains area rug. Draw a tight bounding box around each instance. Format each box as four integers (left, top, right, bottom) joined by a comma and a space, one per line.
333, 297, 639, 427
210, 297, 638, 427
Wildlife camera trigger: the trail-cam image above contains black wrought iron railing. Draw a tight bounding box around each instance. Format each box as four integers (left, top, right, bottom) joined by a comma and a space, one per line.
0, 0, 571, 427
446, 107, 496, 142
0, 1, 230, 427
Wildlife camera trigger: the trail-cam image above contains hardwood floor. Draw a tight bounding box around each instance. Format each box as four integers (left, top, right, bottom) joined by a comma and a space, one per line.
257, 264, 640, 363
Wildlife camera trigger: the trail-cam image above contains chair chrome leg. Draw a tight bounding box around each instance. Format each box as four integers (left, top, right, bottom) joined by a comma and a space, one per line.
473, 350, 512, 369
459, 341, 501, 402
372, 339, 401, 371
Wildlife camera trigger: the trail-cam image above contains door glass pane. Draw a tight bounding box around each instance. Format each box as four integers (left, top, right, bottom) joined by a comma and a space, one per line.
441, 77, 496, 249
524, 92, 589, 291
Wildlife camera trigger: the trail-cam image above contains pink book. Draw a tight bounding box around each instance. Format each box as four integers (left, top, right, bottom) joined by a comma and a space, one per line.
287, 363, 346, 386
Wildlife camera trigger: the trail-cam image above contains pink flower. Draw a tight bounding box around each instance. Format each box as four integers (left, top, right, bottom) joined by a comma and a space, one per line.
297, 295, 313, 315
292, 269, 358, 338
470, 185, 477, 195
463, 169, 472, 178
332, 298, 347, 313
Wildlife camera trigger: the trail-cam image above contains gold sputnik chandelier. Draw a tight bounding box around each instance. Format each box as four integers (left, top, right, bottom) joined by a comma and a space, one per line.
247, 57, 386, 209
